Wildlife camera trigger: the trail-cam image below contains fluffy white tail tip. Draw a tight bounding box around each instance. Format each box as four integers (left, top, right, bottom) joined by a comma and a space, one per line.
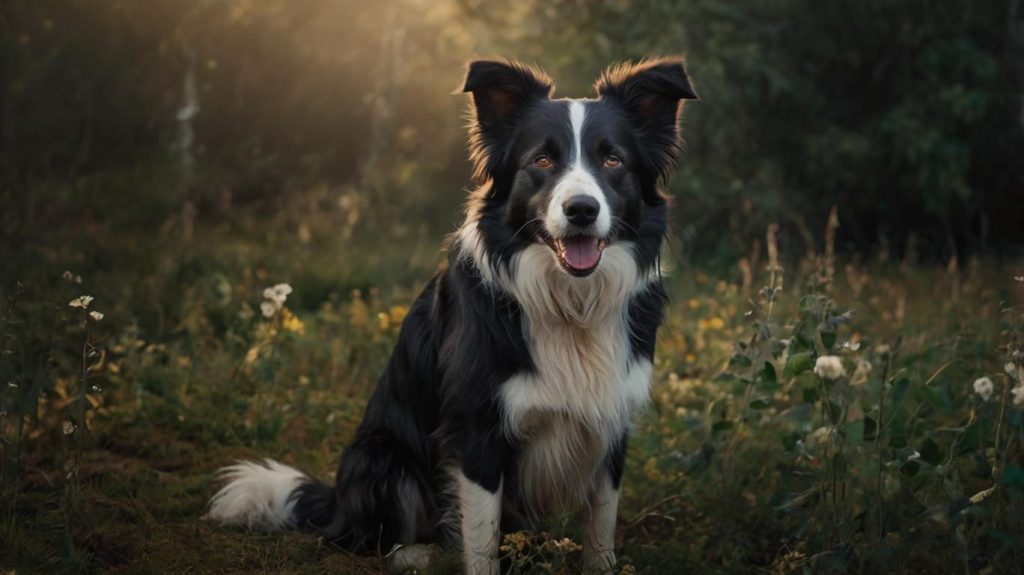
206, 458, 308, 530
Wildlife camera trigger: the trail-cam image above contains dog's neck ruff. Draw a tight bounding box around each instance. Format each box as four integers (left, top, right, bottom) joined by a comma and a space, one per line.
455, 217, 657, 514
454, 219, 656, 316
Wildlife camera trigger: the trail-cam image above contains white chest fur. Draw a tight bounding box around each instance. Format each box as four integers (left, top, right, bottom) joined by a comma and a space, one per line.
496, 242, 655, 514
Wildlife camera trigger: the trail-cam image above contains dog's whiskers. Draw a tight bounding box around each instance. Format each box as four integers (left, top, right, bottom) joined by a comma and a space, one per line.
612, 216, 640, 238
510, 218, 544, 242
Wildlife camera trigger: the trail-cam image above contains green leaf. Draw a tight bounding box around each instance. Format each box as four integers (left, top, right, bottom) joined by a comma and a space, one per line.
889, 430, 908, 449
847, 420, 864, 447
920, 438, 942, 465
954, 422, 980, 455
890, 377, 911, 407
784, 352, 814, 378
729, 354, 752, 369
711, 420, 734, 436
829, 452, 848, 475
787, 335, 812, 354
802, 386, 819, 404
781, 431, 800, 451
795, 328, 816, 351
1001, 465, 1024, 489
902, 461, 921, 477
820, 330, 837, 350
826, 398, 844, 424
713, 372, 739, 384
750, 397, 771, 410
758, 361, 778, 389
863, 416, 878, 441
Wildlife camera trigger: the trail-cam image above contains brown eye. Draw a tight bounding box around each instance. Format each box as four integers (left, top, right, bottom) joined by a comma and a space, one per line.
604, 155, 622, 168
534, 155, 553, 168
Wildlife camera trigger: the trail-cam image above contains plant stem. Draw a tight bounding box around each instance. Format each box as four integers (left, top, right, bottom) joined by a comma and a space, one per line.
875, 349, 892, 550
77, 316, 89, 480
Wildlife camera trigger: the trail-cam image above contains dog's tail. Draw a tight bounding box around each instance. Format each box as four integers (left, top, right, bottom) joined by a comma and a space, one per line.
206, 459, 335, 533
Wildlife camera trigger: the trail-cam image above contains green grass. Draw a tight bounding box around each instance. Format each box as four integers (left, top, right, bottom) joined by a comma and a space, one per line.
1, 197, 1022, 574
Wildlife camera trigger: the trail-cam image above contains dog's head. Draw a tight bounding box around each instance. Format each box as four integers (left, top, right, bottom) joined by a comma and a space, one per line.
461, 58, 696, 278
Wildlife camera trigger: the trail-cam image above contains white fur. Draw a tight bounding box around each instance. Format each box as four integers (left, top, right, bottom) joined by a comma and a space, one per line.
500, 242, 654, 514
457, 470, 502, 575
455, 220, 496, 285
544, 101, 611, 239
583, 469, 620, 572
454, 217, 656, 515
207, 459, 308, 530
452, 99, 659, 555
569, 99, 587, 159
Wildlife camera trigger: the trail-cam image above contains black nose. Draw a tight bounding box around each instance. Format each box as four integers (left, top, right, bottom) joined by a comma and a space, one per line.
562, 196, 600, 227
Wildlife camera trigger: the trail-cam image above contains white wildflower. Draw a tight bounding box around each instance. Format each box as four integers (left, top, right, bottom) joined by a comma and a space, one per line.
973, 377, 994, 402
69, 295, 94, 309
262, 283, 293, 311
814, 355, 846, 380
806, 426, 840, 453
1007, 362, 1021, 382
89, 311, 104, 321
842, 340, 861, 351
260, 300, 277, 318
1013, 383, 1024, 408
850, 359, 872, 386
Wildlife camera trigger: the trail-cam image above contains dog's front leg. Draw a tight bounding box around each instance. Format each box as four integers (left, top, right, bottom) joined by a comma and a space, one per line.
457, 469, 502, 575
583, 440, 626, 573
583, 469, 619, 572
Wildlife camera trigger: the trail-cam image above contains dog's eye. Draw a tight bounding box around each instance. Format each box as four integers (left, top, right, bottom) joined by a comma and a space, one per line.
534, 155, 553, 169
604, 155, 622, 168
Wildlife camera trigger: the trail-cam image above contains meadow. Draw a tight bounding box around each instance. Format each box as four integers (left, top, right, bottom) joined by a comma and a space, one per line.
1, 188, 1022, 574
2, 2, 1022, 572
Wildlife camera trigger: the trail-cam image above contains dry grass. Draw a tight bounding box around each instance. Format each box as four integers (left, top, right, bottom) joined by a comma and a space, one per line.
1, 215, 1022, 574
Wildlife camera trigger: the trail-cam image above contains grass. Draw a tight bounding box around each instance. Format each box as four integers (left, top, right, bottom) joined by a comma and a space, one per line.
1, 184, 1022, 574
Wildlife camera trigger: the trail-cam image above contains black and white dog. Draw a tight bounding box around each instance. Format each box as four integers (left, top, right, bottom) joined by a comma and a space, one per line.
208, 58, 696, 573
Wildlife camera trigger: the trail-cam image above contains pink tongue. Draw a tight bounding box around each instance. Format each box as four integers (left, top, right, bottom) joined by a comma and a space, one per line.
562, 237, 601, 270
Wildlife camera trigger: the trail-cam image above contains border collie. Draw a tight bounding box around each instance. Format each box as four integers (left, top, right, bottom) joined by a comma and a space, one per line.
208, 57, 696, 574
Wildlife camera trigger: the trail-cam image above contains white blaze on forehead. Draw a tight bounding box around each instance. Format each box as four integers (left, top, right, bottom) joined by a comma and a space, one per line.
544, 100, 611, 239
569, 99, 587, 164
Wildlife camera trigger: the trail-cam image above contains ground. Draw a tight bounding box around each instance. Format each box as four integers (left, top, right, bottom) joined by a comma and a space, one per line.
1, 208, 1022, 574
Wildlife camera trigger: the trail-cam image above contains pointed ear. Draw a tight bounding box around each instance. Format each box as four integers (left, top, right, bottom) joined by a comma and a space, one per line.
595, 57, 697, 184
461, 59, 554, 182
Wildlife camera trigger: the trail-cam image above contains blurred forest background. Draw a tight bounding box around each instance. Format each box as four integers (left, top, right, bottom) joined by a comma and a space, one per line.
2, 1, 1024, 574
3, 0, 1022, 266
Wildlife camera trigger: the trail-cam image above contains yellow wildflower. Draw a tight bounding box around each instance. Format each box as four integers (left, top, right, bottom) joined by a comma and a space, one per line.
281, 309, 305, 334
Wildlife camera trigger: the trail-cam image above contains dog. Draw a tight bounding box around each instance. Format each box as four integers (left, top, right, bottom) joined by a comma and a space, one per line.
208, 57, 697, 574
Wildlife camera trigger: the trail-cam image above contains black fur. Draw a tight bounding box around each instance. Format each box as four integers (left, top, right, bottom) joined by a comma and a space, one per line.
271, 58, 694, 554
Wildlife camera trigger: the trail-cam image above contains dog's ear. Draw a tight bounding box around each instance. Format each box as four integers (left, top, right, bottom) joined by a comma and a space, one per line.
595, 57, 697, 185
461, 59, 554, 182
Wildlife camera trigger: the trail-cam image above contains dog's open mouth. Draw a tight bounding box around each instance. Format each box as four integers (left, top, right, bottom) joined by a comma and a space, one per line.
550, 236, 606, 276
